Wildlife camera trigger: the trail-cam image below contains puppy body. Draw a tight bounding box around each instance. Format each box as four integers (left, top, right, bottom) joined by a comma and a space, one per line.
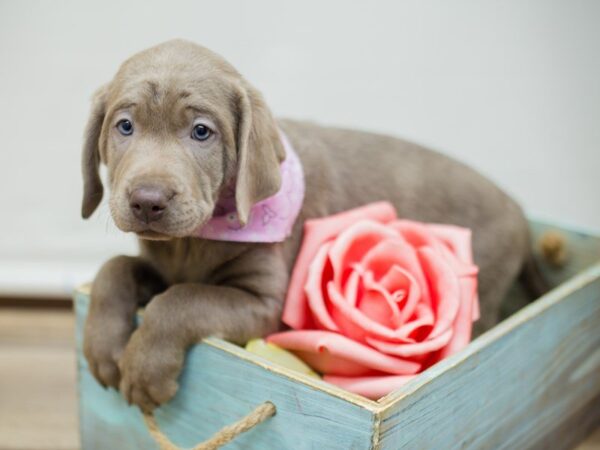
140, 118, 528, 335
83, 40, 530, 411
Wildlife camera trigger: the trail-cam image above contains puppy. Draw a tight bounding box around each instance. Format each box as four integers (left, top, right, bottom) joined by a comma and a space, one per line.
82, 39, 538, 412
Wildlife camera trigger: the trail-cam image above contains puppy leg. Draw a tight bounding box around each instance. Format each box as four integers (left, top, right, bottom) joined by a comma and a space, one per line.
474, 265, 522, 336
118, 247, 287, 411
84, 255, 166, 388
473, 210, 529, 336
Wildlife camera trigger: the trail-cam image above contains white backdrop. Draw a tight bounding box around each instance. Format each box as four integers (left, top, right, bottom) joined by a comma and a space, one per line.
1, 0, 598, 296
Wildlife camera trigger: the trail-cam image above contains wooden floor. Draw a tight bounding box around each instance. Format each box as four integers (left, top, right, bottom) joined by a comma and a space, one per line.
0, 307, 78, 450
0, 306, 598, 450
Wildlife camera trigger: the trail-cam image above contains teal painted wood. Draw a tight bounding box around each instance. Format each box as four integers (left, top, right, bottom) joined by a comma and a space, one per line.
377, 262, 600, 450
74, 291, 376, 450
75, 221, 600, 449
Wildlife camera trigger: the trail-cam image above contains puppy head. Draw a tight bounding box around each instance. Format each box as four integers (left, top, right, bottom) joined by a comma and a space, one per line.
81, 39, 284, 240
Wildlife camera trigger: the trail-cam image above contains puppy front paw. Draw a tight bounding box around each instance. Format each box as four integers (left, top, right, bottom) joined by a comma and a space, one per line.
118, 327, 184, 412
84, 318, 133, 389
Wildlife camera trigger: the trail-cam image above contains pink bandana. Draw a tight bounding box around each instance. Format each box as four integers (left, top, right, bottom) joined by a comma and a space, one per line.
193, 132, 305, 243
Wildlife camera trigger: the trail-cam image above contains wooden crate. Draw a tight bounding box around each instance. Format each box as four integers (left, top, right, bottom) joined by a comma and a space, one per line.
74, 221, 600, 449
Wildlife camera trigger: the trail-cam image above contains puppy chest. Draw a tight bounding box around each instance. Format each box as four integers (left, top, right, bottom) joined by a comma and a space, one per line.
141, 239, 249, 285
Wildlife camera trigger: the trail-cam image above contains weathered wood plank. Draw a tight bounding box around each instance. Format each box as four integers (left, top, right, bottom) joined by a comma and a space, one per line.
377, 262, 600, 450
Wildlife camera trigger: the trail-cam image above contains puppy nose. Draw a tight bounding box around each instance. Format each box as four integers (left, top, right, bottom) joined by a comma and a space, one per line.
129, 186, 169, 223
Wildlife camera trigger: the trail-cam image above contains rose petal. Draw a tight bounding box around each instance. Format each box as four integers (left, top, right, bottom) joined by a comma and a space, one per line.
328, 220, 399, 288
305, 242, 339, 331
439, 274, 478, 358
343, 268, 362, 307
392, 220, 444, 251
324, 374, 416, 399
426, 223, 480, 323
437, 243, 480, 278
359, 270, 402, 328
427, 223, 475, 264
377, 265, 422, 324
357, 287, 397, 329
417, 247, 461, 339
366, 328, 453, 357
360, 238, 432, 311
327, 281, 398, 341
395, 303, 435, 342
283, 202, 396, 329
267, 330, 421, 376
328, 280, 440, 343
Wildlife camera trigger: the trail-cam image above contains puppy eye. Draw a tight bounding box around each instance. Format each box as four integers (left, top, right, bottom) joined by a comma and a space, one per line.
116, 119, 134, 136
191, 124, 212, 141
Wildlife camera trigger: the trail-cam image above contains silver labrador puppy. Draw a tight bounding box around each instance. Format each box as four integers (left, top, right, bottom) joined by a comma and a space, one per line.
81, 39, 542, 412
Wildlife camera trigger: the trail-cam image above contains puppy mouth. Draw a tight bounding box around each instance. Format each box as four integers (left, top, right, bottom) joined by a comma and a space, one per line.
129, 211, 213, 240
132, 223, 194, 240
111, 193, 214, 238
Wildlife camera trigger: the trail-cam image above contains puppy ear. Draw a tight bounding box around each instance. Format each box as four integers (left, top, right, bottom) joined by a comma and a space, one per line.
234, 81, 285, 225
81, 86, 107, 219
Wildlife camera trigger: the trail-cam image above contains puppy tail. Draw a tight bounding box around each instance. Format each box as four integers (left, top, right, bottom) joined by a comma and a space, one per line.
519, 253, 550, 300
538, 230, 568, 267
519, 230, 568, 300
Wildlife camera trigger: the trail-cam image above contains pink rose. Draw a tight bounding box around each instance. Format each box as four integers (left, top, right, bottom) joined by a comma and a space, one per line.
267, 202, 479, 399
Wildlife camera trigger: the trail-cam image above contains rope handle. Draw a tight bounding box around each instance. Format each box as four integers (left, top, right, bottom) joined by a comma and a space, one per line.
143, 401, 276, 450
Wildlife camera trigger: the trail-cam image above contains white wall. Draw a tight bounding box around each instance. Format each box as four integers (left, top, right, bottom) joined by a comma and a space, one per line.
0, 0, 598, 296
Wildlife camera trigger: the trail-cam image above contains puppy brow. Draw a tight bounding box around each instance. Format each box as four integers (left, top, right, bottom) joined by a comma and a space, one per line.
170, 91, 192, 112
185, 105, 216, 117
146, 81, 160, 102
113, 101, 137, 111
